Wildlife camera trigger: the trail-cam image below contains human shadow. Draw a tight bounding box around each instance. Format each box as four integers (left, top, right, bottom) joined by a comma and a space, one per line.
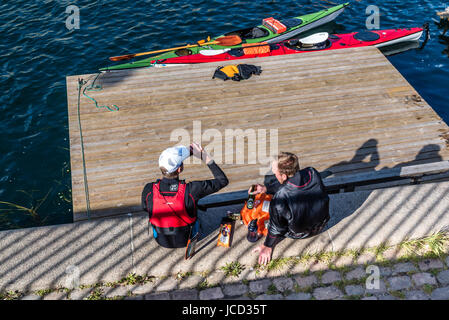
386, 144, 443, 171
260, 140, 380, 195
323, 140, 445, 230
323, 138, 380, 179
311, 139, 379, 231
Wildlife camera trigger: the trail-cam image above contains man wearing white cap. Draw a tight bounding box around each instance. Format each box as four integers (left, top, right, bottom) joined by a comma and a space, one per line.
142, 142, 228, 248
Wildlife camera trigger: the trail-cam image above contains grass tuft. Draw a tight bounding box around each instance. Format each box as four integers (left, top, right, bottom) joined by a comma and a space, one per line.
175, 271, 193, 280
266, 284, 278, 295
246, 291, 258, 299
35, 289, 53, 297
0, 290, 22, 300
197, 280, 208, 291
120, 273, 154, 286
332, 280, 346, 292
389, 290, 405, 299
374, 242, 390, 261
400, 233, 449, 258
422, 284, 435, 295
266, 257, 296, 272
221, 261, 245, 278
86, 288, 104, 300
314, 251, 337, 266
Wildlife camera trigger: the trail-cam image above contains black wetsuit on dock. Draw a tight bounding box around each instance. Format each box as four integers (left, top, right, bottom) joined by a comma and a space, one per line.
142, 161, 228, 248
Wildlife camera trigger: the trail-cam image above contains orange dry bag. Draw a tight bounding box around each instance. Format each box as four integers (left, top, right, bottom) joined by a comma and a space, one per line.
240, 193, 272, 236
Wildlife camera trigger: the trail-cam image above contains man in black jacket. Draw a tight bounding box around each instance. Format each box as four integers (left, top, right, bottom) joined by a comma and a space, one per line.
142, 142, 228, 248
251, 152, 330, 265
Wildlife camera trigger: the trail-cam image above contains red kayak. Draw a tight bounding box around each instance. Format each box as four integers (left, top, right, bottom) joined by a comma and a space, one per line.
154, 28, 424, 65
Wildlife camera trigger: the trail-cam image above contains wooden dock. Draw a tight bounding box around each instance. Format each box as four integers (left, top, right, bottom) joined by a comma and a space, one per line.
66, 46, 449, 221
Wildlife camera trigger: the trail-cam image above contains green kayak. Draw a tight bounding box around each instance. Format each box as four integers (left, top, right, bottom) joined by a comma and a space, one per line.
100, 3, 349, 71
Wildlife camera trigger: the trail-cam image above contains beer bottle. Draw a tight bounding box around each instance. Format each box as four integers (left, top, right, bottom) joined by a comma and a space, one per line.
247, 185, 256, 209
247, 219, 259, 243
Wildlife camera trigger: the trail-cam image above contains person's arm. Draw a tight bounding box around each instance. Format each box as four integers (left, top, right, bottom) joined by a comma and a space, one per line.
141, 182, 153, 217
263, 197, 289, 248
189, 160, 229, 200
253, 195, 289, 265
247, 177, 281, 196
244, 169, 283, 196
264, 174, 282, 195
188, 143, 229, 200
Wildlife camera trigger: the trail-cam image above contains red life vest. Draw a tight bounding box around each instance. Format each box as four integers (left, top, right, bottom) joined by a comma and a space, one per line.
150, 181, 196, 228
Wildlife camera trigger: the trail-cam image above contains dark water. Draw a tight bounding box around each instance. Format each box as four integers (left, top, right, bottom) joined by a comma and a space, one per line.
1, 0, 448, 231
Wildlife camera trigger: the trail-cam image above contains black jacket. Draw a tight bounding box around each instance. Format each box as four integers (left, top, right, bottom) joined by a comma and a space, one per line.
264, 167, 330, 247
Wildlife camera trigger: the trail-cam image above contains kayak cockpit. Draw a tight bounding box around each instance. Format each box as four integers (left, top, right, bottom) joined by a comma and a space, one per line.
223, 17, 303, 40
285, 32, 332, 51
225, 26, 269, 40
285, 39, 332, 51
174, 48, 193, 56
279, 18, 303, 28
353, 31, 381, 41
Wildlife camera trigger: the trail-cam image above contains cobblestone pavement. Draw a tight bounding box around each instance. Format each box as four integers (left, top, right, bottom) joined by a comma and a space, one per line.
4, 245, 449, 301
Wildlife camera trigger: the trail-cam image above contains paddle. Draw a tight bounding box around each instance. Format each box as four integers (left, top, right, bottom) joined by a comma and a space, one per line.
109, 35, 242, 62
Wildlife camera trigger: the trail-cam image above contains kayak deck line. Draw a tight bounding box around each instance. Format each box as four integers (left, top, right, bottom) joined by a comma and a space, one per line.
66, 46, 449, 221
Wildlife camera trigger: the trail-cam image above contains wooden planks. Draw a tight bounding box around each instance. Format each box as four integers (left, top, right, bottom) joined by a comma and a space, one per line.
66, 46, 449, 221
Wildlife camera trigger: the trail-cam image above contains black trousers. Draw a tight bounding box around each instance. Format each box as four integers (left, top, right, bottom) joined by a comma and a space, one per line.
286, 216, 330, 240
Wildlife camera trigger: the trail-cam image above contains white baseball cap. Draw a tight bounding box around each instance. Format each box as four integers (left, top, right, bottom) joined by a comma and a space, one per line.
158, 145, 191, 173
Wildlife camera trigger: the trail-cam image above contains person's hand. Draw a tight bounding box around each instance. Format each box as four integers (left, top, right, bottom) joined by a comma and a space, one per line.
252, 244, 272, 266
248, 184, 267, 195
190, 142, 212, 163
